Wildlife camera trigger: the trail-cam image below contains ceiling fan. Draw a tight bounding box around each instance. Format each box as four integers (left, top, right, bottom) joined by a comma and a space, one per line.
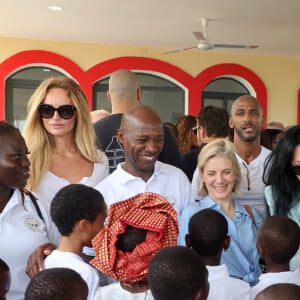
163, 18, 259, 54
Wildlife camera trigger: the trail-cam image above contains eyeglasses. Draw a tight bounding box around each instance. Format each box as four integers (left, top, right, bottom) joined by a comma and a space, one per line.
291, 166, 300, 176
39, 104, 76, 119
193, 125, 202, 135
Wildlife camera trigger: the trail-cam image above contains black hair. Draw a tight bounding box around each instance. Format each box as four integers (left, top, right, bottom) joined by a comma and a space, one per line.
196, 106, 229, 138
0, 258, 9, 272
50, 184, 105, 236
263, 125, 300, 215
25, 268, 88, 300
256, 283, 300, 300
116, 225, 147, 252
188, 209, 228, 256
258, 215, 300, 264
148, 246, 208, 300
0, 120, 21, 147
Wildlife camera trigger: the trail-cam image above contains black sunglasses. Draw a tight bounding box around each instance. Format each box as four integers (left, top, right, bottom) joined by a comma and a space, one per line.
193, 125, 201, 135
39, 104, 76, 120
291, 166, 300, 176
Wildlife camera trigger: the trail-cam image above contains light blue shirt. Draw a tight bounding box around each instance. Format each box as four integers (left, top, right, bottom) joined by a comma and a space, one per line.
178, 196, 262, 286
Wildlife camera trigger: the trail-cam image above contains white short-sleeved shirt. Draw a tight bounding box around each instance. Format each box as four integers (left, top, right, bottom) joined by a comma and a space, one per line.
94, 283, 154, 300
37, 152, 109, 205
192, 146, 271, 219
250, 269, 300, 299
95, 161, 194, 216
0, 189, 60, 300
207, 264, 250, 300
45, 250, 99, 300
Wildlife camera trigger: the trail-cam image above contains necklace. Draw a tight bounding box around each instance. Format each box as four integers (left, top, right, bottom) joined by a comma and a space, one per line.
53, 148, 76, 157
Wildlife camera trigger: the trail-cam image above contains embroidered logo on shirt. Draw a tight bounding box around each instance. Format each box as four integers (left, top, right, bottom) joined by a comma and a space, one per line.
24, 218, 45, 233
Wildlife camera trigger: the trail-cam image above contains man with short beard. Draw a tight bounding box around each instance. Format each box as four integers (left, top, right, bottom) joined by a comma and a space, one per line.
229, 95, 271, 219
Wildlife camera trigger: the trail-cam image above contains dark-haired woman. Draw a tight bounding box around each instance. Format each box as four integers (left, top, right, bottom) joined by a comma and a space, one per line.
264, 124, 300, 270
0, 121, 59, 300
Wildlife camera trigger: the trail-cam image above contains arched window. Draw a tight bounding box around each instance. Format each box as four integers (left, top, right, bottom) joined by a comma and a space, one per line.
5, 67, 65, 131
92, 72, 186, 123
202, 77, 250, 115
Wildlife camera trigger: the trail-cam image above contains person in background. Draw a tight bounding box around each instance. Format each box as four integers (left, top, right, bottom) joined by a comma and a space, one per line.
179, 139, 262, 286
0, 121, 59, 300
260, 127, 284, 151
263, 124, 300, 270
186, 105, 229, 183
164, 122, 179, 142
23, 77, 109, 205
251, 215, 300, 299
186, 209, 250, 300
148, 246, 209, 300
0, 259, 10, 300
93, 69, 181, 173
255, 283, 300, 300
90, 109, 110, 124
175, 115, 198, 154
25, 268, 88, 300
229, 95, 271, 219
44, 184, 107, 300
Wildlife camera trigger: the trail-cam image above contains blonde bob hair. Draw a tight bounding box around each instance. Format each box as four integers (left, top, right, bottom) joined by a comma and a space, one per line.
197, 139, 241, 197
23, 77, 100, 191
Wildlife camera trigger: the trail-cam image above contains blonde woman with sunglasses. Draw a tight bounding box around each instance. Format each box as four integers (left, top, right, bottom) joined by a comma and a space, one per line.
23, 77, 109, 205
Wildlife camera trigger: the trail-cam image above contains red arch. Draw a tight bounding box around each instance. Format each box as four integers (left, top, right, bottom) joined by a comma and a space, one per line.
0, 50, 87, 119
189, 63, 267, 121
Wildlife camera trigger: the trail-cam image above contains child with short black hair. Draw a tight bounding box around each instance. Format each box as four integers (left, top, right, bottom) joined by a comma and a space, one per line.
186, 208, 250, 299
0, 258, 10, 299
251, 215, 300, 299
148, 246, 209, 300
255, 283, 300, 300
44, 184, 107, 300
25, 268, 88, 300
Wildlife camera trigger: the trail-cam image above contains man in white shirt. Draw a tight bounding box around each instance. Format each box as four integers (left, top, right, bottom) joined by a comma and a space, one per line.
229, 95, 271, 219
95, 105, 193, 215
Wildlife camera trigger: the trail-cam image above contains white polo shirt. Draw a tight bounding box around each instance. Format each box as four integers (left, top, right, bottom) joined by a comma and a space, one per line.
95, 161, 194, 216
0, 189, 60, 300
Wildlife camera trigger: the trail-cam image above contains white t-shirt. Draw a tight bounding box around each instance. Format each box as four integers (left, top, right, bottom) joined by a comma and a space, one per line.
95, 161, 194, 215
45, 250, 99, 300
251, 269, 300, 299
37, 152, 109, 206
94, 283, 154, 300
0, 189, 60, 300
192, 146, 271, 218
207, 264, 250, 300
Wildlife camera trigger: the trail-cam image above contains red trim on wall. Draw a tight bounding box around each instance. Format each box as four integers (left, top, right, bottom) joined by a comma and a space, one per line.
0, 50, 87, 119
189, 63, 267, 120
0, 50, 268, 123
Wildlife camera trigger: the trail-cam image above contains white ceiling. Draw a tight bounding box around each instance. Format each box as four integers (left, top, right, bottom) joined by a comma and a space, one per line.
1, 0, 300, 57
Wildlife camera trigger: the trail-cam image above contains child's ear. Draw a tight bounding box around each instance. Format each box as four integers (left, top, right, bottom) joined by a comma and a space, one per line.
77, 219, 89, 234
185, 234, 192, 248
257, 244, 266, 260
224, 235, 231, 251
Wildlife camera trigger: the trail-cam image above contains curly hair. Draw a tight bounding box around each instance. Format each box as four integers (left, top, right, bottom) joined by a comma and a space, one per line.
263, 125, 300, 215
175, 115, 197, 154
22, 77, 101, 191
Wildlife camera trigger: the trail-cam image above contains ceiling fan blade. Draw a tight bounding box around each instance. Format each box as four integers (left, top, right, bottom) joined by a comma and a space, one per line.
193, 31, 205, 41
163, 46, 198, 54
213, 44, 259, 49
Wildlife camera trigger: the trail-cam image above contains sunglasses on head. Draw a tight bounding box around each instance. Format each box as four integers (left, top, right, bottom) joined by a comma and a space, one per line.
39, 104, 76, 119
291, 166, 300, 176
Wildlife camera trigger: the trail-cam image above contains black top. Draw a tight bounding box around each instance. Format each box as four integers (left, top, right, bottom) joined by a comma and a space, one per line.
94, 113, 182, 173
180, 143, 207, 182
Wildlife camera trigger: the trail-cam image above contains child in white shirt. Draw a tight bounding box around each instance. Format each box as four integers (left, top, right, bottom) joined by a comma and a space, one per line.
45, 184, 107, 300
251, 215, 300, 299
